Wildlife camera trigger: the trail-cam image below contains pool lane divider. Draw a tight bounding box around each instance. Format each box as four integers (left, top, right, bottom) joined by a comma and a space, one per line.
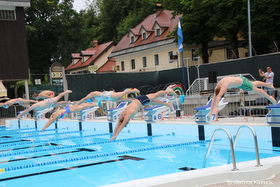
0, 138, 220, 172
0, 142, 62, 153
0, 132, 111, 148
0, 148, 96, 163
0, 135, 164, 158
0, 127, 36, 134
0, 155, 143, 181
0, 130, 96, 143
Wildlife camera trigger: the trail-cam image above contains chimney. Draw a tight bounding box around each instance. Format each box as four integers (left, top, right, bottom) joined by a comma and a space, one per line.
93, 40, 98, 48
156, 3, 163, 17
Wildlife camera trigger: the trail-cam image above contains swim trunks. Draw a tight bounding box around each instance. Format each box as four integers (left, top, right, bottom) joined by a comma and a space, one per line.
136, 95, 150, 105
237, 76, 253, 91
98, 91, 113, 101
44, 98, 55, 107
86, 98, 94, 103
59, 106, 71, 119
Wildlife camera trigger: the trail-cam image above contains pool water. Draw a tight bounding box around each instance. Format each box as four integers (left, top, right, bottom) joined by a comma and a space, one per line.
0, 122, 280, 187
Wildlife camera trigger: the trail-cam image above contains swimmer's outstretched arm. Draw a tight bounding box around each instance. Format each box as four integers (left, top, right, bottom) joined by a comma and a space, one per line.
41, 112, 61, 132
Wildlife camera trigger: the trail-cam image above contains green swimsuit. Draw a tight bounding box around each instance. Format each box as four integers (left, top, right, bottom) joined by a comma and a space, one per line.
237, 76, 253, 91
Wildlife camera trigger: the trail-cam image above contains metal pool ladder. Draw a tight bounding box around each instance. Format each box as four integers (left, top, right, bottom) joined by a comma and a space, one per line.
202, 125, 262, 171
228, 125, 262, 167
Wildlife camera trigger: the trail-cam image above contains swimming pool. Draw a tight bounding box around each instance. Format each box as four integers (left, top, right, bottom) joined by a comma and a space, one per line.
1, 119, 280, 186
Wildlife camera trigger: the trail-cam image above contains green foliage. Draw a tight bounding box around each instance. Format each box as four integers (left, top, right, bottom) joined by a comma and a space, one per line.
25, 0, 280, 73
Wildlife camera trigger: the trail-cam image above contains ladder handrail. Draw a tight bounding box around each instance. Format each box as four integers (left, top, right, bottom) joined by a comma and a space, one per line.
203, 128, 238, 171
228, 125, 262, 167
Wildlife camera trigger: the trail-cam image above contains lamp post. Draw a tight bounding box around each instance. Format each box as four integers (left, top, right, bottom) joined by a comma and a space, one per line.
248, 0, 252, 57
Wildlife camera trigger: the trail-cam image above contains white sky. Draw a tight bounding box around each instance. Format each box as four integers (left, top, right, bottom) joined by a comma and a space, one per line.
73, 0, 87, 11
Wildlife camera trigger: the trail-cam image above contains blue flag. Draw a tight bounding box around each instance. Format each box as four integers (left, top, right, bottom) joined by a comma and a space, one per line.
177, 18, 183, 52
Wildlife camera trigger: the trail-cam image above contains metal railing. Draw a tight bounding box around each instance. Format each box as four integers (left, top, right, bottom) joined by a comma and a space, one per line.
228, 125, 262, 167
203, 128, 238, 171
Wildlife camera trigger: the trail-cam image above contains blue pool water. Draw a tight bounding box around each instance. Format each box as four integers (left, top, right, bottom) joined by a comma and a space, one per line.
1, 120, 280, 186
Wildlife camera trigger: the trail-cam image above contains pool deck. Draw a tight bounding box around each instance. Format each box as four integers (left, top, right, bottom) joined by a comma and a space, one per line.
101, 116, 280, 187
2, 116, 280, 186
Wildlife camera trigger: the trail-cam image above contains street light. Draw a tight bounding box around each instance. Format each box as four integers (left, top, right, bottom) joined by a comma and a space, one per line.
248, 0, 252, 57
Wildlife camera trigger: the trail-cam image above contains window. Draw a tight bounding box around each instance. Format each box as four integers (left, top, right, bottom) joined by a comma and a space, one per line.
142, 57, 147, 67
168, 51, 176, 63
142, 33, 147, 40
156, 29, 161, 36
154, 54, 159, 66
0, 9, 16, 20
226, 48, 237, 60
131, 59, 135, 69
121, 61, 125, 71
191, 49, 199, 61
130, 36, 134, 43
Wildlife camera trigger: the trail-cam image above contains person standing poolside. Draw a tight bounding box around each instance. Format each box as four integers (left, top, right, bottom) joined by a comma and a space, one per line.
76, 88, 140, 105
259, 66, 275, 97
17, 90, 72, 119
32, 90, 55, 100
41, 102, 98, 132
209, 76, 277, 121
109, 89, 177, 141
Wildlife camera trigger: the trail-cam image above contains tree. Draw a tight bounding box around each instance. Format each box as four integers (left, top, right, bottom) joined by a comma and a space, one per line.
25, 0, 99, 73
163, 0, 218, 63
251, 0, 280, 54
95, 0, 157, 43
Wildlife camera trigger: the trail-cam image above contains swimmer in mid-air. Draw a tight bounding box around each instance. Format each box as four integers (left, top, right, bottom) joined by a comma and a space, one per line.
32, 90, 55, 100
209, 76, 276, 121
0, 98, 38, 108
109, 89, 177, 141
41, 102, 98, 132
17, 90, 72, 119
76, 89, 140, 104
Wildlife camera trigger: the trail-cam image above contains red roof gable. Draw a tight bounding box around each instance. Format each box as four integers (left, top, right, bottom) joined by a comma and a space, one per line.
66, 41, 114, 71
112, 10, 181, 53
97, 57, 116, 73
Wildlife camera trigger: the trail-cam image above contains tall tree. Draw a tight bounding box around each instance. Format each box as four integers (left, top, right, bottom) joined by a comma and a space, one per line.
251, 0, 280, 54
163, 0, 218, 63
212, 0, 248, 59
95, 0, 157, 43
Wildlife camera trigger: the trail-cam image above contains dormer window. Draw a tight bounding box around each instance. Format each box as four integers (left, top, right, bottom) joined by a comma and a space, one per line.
0, 9, 16, 20
143, 33, 147, 40
156, 29, 161, 36
131, 36, 135, 43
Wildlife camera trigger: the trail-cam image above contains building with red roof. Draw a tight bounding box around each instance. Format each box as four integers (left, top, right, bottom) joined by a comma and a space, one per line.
66, 40, 116, 74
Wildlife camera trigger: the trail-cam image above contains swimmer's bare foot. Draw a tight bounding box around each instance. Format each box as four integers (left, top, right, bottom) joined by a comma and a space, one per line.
168, 89, 177, 97
269, 96, 277, 105
132, 88, 140, 93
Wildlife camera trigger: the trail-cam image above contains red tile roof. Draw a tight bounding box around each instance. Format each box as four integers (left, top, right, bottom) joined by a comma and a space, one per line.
97, 57, 116, 73
71, 53, 82, 58
66, 41, 115, 71
112, 10, 181, 53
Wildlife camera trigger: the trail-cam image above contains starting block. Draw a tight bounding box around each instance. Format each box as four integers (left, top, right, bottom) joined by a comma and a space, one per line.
107, 102, 128, 122
144, 96, 182, 123
78, 106, 99, 121
194, 98, 228, 124
144, 105, 171, 122
35, 107, 54, 120
265, 101, 280, 125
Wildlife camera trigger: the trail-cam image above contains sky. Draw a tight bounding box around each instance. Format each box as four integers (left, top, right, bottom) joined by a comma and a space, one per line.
73, 0, 87, 11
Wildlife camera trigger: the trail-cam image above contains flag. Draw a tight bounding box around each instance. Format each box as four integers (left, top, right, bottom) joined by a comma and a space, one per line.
177, 18, 183, 52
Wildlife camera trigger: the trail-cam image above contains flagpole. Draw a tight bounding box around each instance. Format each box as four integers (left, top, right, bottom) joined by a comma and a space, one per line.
178, 17, 186, 91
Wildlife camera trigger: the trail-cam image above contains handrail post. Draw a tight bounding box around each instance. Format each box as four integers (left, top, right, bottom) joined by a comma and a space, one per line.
231, 125, 262, 167
203, 128, 238, 171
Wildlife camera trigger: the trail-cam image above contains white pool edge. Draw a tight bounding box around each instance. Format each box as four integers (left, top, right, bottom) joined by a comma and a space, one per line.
101, 156, 280, 187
